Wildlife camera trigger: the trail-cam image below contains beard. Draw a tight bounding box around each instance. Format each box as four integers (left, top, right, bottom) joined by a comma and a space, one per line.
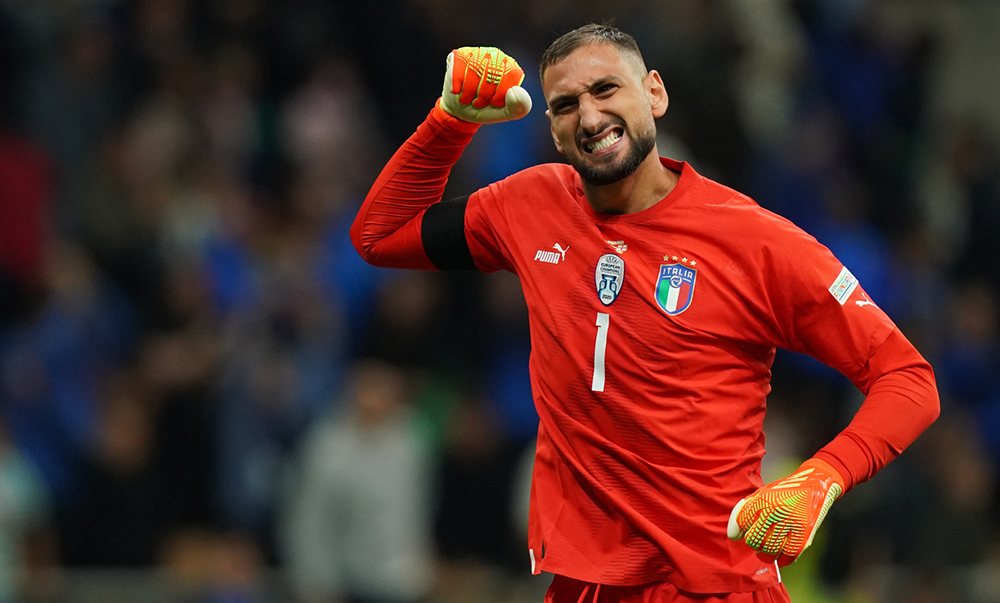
570, 121, 657, 187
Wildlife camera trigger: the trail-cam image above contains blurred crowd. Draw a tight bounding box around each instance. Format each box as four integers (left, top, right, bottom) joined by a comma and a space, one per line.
1, 1, 999, 602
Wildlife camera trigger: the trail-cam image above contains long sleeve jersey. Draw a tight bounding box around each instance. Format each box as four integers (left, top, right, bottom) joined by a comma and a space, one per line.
351, 104, 939, 592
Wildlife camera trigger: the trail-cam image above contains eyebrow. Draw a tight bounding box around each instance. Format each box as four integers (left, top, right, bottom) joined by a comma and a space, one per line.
547, 75, 626, 108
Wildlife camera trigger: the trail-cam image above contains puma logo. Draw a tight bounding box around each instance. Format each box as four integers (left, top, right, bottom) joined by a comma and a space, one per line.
855, 291, 876, 308
534, 243, 570, 265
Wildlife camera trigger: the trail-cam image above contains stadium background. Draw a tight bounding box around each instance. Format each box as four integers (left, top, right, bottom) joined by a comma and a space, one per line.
1, 0, 999, 601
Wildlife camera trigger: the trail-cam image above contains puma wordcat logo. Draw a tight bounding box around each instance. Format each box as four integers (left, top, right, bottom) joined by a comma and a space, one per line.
535, 243, 569, 264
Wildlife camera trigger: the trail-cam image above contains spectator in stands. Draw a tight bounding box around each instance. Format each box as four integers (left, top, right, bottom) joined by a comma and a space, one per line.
282, 359, 434, 603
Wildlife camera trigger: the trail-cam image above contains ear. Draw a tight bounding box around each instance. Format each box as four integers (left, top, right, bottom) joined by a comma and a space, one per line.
645, 70, 669, 118
547, 110, 565, 154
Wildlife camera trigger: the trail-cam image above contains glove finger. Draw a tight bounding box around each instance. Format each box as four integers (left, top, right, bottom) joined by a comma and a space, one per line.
471, 50, 500, 109
460, 68, 482, 106
736, 495, 766, 530
760, 521, 793, 558
450, 51, 465, 95
491, 60, 525, 108
501, 86, 532, 121
474, 84, 497, 109
743, 507, 780, 550
457, 51, 482, 106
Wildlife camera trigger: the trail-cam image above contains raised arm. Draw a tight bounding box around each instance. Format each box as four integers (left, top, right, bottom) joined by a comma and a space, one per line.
350, 47, 531, 269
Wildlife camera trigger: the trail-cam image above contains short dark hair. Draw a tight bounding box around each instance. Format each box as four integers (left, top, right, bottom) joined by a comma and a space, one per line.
539, 24, 646, 84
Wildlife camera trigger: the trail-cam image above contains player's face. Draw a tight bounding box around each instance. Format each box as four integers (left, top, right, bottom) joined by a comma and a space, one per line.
543, 42, 668, 186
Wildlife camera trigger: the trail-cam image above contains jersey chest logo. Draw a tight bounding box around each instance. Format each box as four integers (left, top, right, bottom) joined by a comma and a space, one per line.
655, 263, 697, 315
595, 253, 625, 306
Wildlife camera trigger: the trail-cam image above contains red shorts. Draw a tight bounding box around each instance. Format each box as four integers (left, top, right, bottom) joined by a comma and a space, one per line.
544, 575, 791, 603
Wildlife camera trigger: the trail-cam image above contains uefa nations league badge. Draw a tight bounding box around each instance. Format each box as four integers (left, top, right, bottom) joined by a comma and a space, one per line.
595, 254, 625, 305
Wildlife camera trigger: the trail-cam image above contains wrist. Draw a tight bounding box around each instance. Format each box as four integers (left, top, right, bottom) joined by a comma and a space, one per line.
431, 98, 482, 133
799, 457, 846, 490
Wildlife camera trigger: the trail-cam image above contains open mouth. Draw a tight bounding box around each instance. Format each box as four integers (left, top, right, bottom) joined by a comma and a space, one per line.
584, 127, 624, 154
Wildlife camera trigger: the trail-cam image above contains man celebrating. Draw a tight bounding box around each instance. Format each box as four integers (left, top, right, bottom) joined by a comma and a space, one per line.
351, 24, 939, 603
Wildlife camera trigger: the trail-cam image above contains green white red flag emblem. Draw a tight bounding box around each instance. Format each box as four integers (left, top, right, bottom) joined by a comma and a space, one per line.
655, 264, 696, 315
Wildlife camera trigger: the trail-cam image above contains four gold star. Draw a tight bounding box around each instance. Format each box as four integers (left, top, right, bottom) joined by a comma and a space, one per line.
660, 254, 700, 266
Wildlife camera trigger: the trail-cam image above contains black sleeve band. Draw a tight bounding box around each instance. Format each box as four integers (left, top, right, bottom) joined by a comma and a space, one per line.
421, 195, 478, 271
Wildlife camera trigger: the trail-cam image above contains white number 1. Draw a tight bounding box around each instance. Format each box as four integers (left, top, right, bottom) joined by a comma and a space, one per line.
592, 312, 610, 392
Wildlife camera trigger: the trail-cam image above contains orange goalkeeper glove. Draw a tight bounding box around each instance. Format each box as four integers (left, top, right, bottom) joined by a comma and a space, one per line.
441, 47, 532, 124
727, 458, 845, 567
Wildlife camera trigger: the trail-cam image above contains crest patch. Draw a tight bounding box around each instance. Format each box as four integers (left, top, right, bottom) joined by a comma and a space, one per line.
655, 263, 697, 315
595, 254, 625, 306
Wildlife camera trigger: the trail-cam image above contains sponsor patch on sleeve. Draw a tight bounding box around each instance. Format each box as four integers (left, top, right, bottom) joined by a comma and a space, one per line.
828, 266, 859, 306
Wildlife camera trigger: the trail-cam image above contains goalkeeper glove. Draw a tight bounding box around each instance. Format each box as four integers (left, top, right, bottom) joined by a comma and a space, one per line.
441, 47, 532, 124
727, 458, 845, 567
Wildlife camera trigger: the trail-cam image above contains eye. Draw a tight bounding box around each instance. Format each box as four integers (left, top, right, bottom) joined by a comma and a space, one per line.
595, 83, 617, 97
551, 100, 577, 115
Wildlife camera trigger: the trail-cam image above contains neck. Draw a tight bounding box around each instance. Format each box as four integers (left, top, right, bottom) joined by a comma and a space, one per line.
582, 150, 679, 215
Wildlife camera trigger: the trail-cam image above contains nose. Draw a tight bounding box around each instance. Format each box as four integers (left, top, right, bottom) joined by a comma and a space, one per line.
578, 95, 603, 135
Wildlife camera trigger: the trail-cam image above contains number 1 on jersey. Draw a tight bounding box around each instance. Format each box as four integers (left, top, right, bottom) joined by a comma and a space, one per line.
592, 312, 610, 392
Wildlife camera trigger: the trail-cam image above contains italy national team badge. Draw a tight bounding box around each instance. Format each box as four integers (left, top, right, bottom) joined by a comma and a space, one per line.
655, 263, 697, 315
595, 254, 625, 306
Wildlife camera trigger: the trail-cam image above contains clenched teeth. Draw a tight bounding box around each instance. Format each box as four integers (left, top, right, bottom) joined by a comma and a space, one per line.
587, 130, 621, 152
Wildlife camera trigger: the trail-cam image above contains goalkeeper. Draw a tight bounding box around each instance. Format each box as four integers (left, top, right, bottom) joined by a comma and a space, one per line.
351, 25, 939, 602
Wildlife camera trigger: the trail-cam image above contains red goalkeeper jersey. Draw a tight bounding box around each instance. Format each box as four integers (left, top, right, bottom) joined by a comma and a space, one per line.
351, 105, 938, 593
462, 159, 897, 591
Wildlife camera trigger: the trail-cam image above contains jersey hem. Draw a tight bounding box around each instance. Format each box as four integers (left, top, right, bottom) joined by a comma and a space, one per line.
537, 561, 781, 593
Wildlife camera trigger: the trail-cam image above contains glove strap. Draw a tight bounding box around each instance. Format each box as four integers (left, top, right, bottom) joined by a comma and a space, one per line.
799, 457, 844, 549
431, 98, 482, 134
798, 457, 846, 490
